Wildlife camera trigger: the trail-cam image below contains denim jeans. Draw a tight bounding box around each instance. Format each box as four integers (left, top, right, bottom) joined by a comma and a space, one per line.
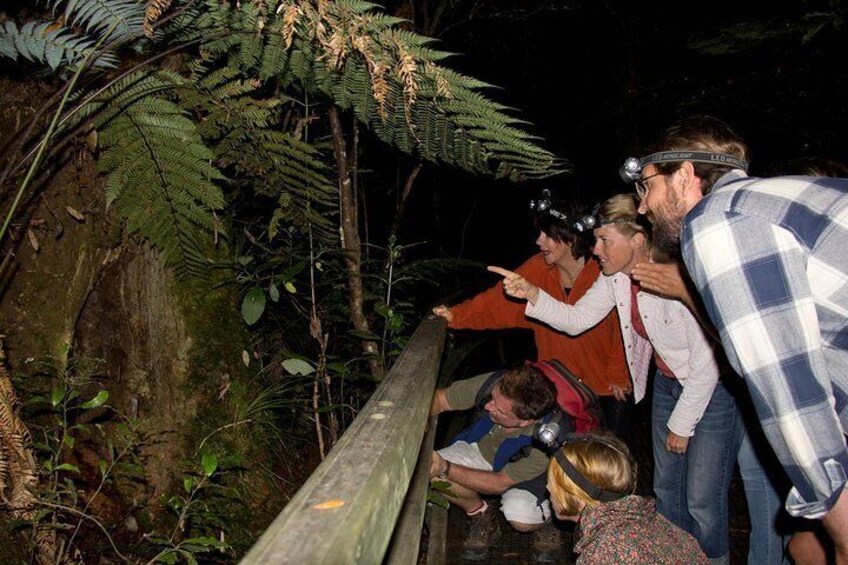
738, 429, 790, 564
599, 394, 634, 447
652, 371, 743, 562
736, 383, 792, 565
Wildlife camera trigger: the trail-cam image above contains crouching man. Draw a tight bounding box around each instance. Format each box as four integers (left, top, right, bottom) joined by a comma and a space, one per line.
429, 365, 561, 562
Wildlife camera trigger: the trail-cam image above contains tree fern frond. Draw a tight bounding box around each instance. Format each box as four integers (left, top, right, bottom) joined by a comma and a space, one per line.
0, 20, 116, 70
49, 0, 145, 43
143, 0, 173, 38
216, 127, 338, 239
96, 93, 225, 278
64, 70, 185, 136
259, 28, 292, 81
164, 0, 227, 45
248, 0, 565, 180
332, 0, 387, 16
177, 61, 338, 242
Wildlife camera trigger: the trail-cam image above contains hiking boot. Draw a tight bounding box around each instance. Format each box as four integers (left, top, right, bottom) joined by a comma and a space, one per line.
533, 520, 563, 563
461, 503, 501, 561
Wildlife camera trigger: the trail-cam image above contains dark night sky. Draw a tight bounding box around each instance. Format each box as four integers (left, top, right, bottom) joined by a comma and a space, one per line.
387, 1, 848, 293
4, 1, 846, 299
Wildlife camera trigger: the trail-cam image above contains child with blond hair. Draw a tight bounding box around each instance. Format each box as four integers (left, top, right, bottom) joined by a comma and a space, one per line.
547, 432, 708, 564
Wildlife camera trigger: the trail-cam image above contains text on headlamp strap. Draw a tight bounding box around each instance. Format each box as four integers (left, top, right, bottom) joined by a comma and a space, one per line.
640, 151, 748, 171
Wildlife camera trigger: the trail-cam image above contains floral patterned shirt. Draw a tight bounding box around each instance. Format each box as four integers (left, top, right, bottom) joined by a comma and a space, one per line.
574, 495, 708, 564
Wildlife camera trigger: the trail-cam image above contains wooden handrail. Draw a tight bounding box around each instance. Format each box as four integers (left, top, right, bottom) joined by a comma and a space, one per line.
240, 316, 446, 564
384, 413, 440, 564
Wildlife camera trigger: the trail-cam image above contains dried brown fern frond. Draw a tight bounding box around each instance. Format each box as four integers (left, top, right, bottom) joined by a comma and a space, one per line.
0, 338, 54, 561
143, 0, 174, 38
395, 43, 419, 130
0, 443, 7, 498
326, 29, 347, 69
370, 62, 389, 118
426, 62, 452, 99
279, 3, 302, 48
348, 30, 390, 117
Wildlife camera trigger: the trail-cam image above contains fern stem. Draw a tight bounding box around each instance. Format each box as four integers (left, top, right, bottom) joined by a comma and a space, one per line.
0, 31, 100, 248
0, 31, 217, 203
36, 500, 131, 562
308, 224, 327, 460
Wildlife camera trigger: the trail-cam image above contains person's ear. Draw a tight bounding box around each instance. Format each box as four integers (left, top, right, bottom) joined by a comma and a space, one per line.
677, 161, 706, 207
678, 161, 696, 191
630, 231, 646, 251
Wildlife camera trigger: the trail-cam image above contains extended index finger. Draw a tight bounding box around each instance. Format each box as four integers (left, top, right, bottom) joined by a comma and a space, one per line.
487, 266, 517, 279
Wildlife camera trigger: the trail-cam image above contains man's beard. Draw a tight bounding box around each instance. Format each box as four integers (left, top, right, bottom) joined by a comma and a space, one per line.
646, 184, 688, 260
652, 215, 682, 260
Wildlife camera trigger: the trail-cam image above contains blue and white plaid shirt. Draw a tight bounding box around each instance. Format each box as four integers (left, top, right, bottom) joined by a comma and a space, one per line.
682, 169, 848, 519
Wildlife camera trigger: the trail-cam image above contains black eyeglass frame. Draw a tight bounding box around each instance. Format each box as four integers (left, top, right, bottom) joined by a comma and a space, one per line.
634, 171, 664, 199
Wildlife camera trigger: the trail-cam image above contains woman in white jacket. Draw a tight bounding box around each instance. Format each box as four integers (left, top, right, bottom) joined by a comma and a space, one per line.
490, 193, 742, 565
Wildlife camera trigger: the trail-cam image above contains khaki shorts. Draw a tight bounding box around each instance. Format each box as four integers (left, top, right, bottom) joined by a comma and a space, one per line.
438, 441, 551, 525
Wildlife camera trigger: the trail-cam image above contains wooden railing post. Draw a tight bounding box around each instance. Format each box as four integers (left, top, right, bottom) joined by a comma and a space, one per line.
240, 316, 446, 564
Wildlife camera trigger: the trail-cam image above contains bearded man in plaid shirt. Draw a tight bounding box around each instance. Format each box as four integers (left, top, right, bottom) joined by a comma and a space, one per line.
628, 115, 848, 563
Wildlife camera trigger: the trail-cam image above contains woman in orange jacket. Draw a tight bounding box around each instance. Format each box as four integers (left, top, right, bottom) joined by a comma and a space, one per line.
433, 192, 633, 441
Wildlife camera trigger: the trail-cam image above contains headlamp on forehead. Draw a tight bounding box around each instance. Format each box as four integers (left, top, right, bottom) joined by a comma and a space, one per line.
572, 204, 601, 233
619, 151, 749, 183
571, 206, 601, 233
529, 189, 569, 222
531, 193, 621, 234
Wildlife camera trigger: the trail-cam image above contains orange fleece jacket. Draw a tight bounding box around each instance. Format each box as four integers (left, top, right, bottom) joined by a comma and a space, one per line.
449, 254, 630, 396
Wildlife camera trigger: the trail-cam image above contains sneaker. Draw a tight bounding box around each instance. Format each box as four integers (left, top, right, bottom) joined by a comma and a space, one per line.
533, 520, 563, 563
461, 503, 502, 561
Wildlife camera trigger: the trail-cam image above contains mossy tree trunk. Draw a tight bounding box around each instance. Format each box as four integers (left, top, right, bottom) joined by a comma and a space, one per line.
0, 80, 259, 556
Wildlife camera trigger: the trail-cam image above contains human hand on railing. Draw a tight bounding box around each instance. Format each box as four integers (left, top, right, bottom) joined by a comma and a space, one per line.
432, 305, 454, 323
665, 431, 690, 455
430, 451, 447, 479
487, 266, 540, 305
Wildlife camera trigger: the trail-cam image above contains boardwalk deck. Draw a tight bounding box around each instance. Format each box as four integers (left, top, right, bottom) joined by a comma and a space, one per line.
425, 388, 753, 564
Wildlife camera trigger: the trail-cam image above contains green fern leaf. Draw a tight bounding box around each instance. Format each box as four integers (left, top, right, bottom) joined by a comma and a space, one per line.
0, 20, 116, 70
50, 0, 145, 43
90, 77, 225, 277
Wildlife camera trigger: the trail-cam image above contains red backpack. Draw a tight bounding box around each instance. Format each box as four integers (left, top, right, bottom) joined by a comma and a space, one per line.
527, 359, 602, 433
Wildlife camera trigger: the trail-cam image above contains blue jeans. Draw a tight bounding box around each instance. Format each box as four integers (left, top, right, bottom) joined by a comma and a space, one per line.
737, 388, 792, 565
599, 394, 634, 446
652, 371, 743, 562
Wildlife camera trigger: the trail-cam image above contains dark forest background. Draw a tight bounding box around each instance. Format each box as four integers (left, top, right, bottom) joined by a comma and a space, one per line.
388, 0, 848, 284
0, 1, 845, 562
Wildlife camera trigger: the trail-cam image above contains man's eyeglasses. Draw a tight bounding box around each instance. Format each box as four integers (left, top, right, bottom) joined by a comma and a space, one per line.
635, 172, 663, 199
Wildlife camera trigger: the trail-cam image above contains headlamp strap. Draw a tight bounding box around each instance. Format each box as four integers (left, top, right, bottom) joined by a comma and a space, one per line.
640, 151, 749, 171
554, 450, 627, 503
530, 189, 570, 223
547, 208, 569, 222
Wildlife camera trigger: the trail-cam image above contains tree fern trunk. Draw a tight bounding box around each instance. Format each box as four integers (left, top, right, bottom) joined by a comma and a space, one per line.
327, 105, 384, 381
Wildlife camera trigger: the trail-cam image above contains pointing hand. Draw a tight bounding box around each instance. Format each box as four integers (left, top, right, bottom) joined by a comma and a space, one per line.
487, 266, 540, 304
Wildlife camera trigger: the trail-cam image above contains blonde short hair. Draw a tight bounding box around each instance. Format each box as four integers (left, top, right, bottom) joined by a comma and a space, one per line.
547, 431, 637, 516
597, 193, 650, 241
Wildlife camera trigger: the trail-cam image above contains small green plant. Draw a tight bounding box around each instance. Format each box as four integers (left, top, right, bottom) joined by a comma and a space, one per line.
145, 453, 231, 564
21, 357, 143, 563
428, 479, 457, 509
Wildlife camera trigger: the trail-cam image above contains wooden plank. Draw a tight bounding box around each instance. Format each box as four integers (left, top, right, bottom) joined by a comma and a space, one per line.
384, 415, 439, 565
424, 501, 447, 565
241, 316, 446, 565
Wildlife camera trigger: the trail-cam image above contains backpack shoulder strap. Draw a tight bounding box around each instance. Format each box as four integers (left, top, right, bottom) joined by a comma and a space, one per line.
531, 359, 603, 433
474, 370, 506, 408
